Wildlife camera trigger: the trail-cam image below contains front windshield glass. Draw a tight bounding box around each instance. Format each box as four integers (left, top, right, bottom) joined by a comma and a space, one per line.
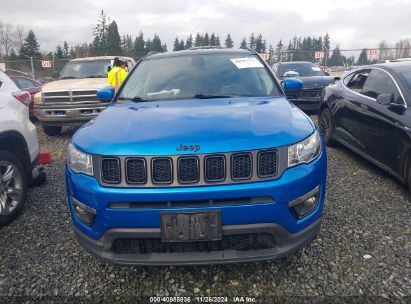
278, 63, 325, 78
119, 53, 280, 101
59, 60, 111, 79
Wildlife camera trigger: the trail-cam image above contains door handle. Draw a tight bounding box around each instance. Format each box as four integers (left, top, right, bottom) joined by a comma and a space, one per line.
360, 104, 368, 110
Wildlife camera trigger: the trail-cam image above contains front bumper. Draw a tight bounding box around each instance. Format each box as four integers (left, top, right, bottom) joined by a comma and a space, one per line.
74, 218, 321, 265
66, 146, 326, 265
34, 103, 108, 126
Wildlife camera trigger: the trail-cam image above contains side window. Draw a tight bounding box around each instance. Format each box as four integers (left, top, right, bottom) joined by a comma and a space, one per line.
361, 69, 402, 103
346, 70, 370, 92
16, 78, 36, 89
343, 72, 354, 85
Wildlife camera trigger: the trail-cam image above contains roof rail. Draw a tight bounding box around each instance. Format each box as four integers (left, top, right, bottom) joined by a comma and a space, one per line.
188, 46, 225, 50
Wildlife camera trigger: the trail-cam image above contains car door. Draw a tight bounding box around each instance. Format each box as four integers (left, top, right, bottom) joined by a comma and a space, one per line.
354, 68, 409, 175
334, 69, 372, 152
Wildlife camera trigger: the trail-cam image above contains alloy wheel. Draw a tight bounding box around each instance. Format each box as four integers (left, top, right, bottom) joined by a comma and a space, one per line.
0, 161, 24, 215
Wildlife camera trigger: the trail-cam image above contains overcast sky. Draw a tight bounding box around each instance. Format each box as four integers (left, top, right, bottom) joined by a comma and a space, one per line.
1, 0, 411, 54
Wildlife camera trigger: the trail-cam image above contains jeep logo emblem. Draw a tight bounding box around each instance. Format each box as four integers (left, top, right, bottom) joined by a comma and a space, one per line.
176, 144, 200, 152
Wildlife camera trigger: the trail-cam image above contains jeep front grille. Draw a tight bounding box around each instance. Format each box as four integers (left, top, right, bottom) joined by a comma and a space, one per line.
232, 153, 252, 180
204, 155, 225, 182
126, 158, 146, 184
152, 158, 173, 184
43, 89, 99, 104
101, 158, 121, 184
258, 150, 278, 177
97, 147, 286, 188
178, 157, 199, 183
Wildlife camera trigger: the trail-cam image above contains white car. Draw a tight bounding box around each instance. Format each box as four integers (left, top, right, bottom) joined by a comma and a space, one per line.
0, 70, 42, 227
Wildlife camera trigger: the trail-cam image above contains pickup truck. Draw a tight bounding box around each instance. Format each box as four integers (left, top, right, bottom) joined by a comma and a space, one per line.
34, 56, 135, 135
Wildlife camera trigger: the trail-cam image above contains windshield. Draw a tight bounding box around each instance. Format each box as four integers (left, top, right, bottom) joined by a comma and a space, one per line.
119, 53, 280, 101
59, 60, 111, 79
278, 63, 325, 78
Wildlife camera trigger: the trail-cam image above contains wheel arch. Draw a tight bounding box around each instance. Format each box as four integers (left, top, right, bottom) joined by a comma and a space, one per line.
0, 131, 32, 181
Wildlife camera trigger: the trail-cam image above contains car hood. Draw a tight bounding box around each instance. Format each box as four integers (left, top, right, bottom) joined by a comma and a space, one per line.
42, 78, 107, 91
73, 97, 315, 156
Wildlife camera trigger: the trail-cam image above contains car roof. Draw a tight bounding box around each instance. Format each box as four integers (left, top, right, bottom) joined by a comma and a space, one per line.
372, 62, 411, 73
146, 48, 255, 59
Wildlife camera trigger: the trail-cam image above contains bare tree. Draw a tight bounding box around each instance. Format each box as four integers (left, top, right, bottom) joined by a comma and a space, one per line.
15, 25, 25, 51
0, 21, 14, 58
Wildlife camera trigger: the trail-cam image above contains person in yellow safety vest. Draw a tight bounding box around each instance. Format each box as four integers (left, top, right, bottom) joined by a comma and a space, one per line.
108, 57, 128, 91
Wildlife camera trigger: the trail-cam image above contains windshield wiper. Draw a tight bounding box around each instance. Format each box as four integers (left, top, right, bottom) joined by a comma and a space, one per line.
86, 75, 105, 78
118, 96, 152, 102
192, 94, 237, 99
60, 76, 78, 79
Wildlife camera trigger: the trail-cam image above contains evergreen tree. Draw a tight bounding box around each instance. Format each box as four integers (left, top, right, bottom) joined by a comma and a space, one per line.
55, 45, 64, 59
92, 10, 109, 56
106, 20, 122, 55
210, 33, 216, 46
249, 33, 256, 50
225, 34, 234, 48
215, 35, 221, 47
329, 45, 345, 66
19, 30, 41, 59
255, 34, 265, 53
203, 33, 209, 46
185, 35, 193, 49
179, 39, 185, 50
357, 48, 369, 65
133, 32, 145, 58
268, 44, 275, 66
162, 44, 168, 52
63, 41, 69, 58
69, 47, 76, 58
240, 38, 247, 49
276, 40, 283, 61
151, 34, 163, 52
145, 38, 152, 53
173, 37, 180, 51
323, 33, 330, 65
194, 33, 203, 47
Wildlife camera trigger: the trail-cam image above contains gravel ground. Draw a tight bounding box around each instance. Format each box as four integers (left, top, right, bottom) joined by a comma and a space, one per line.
0, 119, 410, 303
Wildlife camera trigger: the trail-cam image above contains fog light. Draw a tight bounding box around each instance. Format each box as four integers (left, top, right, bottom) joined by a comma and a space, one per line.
72, 197, 96, 226
289, 186, 320, 219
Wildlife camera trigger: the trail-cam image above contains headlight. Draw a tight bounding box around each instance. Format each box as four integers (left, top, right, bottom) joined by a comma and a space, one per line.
288, 132, 321, 167
67, 143, 93, 176
33, 92, 43, 104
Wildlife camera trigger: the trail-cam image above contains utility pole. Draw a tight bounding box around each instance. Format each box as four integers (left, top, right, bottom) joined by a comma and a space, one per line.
30, 56, 35, 79
21, 53, 35, 79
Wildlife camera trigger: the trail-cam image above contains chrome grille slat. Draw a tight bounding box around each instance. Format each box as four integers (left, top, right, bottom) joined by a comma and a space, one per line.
43, 89, 99, 104
97, 147, 287, 188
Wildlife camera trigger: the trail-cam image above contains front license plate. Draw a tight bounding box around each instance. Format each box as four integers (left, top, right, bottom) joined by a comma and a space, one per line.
160, 211, 222, 242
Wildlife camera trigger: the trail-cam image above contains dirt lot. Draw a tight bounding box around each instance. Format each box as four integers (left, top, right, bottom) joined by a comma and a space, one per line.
0, 120, 410, 303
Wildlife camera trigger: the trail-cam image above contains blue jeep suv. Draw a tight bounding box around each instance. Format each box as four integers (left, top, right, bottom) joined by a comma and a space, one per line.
65, 48, 327, 265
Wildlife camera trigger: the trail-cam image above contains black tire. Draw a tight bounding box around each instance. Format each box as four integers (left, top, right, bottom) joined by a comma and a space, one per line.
0, 150, 28, 227
318, 107, 336, 146
43, 125, 62, 136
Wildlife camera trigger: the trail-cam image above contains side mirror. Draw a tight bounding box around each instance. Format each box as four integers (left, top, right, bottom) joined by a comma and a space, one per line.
283, 78, 303, 93
376, 94, 393, 105
97, 87, 115, 102
333, 77, 341, 83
